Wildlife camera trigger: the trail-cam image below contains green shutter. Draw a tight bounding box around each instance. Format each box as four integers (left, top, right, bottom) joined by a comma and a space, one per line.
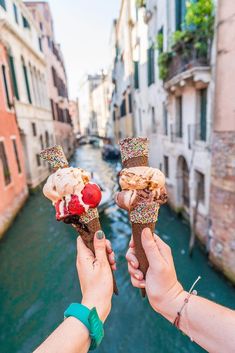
134, 61, 139, 89
200, 89, 207, 141
175, 0, 186, 30
8, 55, 19, 100
23, 64, 32, 104
0, 0, 6, 10
1, 65, 11, 108
148, 47, 155, 86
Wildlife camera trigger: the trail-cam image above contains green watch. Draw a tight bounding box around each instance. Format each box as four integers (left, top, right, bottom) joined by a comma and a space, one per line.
64, 303, 104, 350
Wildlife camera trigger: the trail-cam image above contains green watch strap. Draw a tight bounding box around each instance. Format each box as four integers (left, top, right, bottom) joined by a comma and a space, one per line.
64, 303, 104, 350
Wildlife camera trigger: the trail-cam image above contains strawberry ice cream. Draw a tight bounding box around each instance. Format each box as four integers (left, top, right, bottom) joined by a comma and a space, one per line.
43, 167, 102, 220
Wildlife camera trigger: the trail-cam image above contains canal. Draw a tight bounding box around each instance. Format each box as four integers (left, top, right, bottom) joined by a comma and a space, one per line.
0, 145, 234, 353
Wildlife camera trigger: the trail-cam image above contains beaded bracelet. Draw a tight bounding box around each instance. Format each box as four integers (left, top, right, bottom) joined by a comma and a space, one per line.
173, 276, 201, 331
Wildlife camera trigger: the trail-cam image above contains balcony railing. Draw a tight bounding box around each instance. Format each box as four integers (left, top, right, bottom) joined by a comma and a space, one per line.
165, 45, 210, 82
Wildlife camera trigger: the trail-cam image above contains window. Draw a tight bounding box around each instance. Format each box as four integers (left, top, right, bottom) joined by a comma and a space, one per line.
12, 139, 21, 173
163, 103, 168, 135
36, 154, 41, 167
1, 65, 11, 109
40, 134, 44, 150
128, 93, 132, 113
40, 22, 43, 31
163, 156, 169, 178
0, 0, 6, 10
22, 59, 32, 104
175, 96, 183, 138
198, 88, 207, 141
45, 131, 49, 148
0, 141, 11, 185
112, 110, 116, 121
22, 15, 30, 29
38, 37, 42, 52
147, 46, 155, 86
8, 54, 19, 100
134, 61, 139, 89
195, 170, 205, 204
120, 98, 126, 117
175, 0, 186, 31
13, 3, 18, 23
50, 99, 56, 120
32, 122, 37, 136
152, 107, 157, 133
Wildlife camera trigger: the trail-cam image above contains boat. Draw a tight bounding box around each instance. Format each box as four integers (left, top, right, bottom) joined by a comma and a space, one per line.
102, 144, 120, 160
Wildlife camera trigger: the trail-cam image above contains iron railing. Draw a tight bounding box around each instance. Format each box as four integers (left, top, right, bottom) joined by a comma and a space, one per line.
165, 45, 210, 82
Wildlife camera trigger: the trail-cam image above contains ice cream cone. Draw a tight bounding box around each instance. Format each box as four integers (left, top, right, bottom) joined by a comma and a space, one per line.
119, 137, 161, 297
40, 145, 118, 295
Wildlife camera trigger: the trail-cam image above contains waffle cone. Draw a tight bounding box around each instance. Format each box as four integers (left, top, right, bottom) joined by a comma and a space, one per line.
73, 217, 118, 295
132, 222, 155, 297
123, 155, 148, 168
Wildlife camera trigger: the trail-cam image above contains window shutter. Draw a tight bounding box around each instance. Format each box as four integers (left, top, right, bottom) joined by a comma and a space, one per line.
134, 61, 139, 89
200, 89, 207, 141
8, 55, 19, 100
0, 0, 6, 10
23, 64, 32, 104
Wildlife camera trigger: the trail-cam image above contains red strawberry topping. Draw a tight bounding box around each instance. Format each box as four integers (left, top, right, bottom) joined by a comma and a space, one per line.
55, 200, 62, 220
81, 183, 102, 208
68, 194, 85, 215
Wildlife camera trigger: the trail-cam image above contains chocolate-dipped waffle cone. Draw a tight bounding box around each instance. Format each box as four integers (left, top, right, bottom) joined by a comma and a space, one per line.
40, 145, 118, 295
119, 137, 159, 297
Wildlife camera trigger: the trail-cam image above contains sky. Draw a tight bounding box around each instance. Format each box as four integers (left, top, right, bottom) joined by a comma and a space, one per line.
34, 0, 120, 99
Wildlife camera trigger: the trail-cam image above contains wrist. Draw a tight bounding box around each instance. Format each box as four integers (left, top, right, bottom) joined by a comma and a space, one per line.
158, 289, 188, 323
81, 297, 111, 322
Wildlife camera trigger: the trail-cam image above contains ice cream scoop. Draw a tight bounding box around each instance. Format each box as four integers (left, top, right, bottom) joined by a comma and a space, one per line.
43, 167, 91, 203
119, 166, 165, 191
116, 186, 167, 211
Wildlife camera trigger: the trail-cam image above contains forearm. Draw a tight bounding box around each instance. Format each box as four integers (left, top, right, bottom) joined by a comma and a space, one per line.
33, 317, 90, 353
160, 291, 235, 353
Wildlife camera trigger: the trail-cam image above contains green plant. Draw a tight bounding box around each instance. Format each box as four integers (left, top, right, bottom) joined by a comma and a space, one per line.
158, 52, 172, 80
156, 0, 214, 80
136, 0, 146, 8
156, 33, 163, 52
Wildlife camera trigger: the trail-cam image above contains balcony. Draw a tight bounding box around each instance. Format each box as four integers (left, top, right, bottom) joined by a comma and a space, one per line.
164, 44, 211, 89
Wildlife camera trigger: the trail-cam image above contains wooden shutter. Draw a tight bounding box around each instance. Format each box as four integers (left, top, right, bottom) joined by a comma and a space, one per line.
200, 89, 207, 141
9, 55, 19, 100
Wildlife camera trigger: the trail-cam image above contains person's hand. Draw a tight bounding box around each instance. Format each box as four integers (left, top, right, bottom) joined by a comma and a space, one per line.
76, 230, 116, 322
126, 228, 184, 320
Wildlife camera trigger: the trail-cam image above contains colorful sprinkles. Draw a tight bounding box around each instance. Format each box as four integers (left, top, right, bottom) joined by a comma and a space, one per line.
130, 202, 159, 224
40, 145, 68, 170
80, 208, 99, 224
119, 137, 149, 163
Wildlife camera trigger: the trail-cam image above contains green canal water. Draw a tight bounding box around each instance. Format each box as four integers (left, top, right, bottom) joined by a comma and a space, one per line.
0, 145, 234, 353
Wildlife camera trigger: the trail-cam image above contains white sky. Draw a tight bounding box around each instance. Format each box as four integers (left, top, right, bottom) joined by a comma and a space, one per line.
31, 0, 120, 99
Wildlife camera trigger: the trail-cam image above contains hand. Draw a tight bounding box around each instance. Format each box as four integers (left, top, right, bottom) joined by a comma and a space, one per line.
76, 230, 116, 322
126, 228, 184, 320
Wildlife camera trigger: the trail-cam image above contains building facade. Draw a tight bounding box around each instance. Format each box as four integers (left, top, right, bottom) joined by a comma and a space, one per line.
91, 72, 111, 138
25, 1, 74, 159
110, 0, 235, 283
0, 0, 55, 188
0, 40, 28, 237
79, 74, 106, 136
110, 0, 135, 142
